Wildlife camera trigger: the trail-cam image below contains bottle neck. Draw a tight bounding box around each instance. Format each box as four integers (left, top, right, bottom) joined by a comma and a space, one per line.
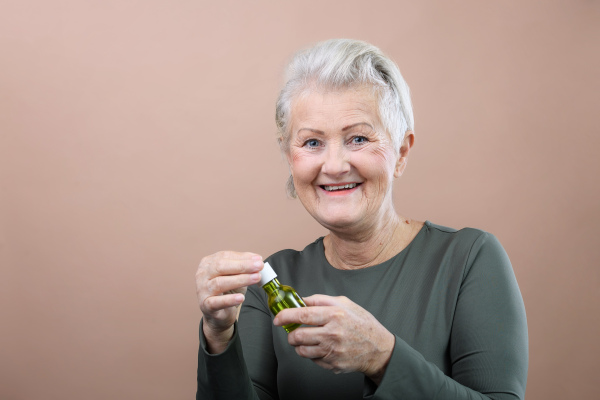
262, 278, 281, 295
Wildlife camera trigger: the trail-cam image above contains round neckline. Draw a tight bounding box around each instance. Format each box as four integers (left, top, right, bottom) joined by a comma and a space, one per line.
317, 220, 430, 273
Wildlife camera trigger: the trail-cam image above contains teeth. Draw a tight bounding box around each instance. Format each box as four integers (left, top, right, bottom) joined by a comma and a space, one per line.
323, 183, 358, 191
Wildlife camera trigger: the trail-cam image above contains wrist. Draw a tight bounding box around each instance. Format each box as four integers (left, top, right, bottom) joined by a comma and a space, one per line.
203, 321, 235, 354
365, 332, 395, 386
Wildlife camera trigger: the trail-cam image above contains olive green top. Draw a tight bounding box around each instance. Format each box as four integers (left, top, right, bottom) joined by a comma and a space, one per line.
197, 221, 528, 399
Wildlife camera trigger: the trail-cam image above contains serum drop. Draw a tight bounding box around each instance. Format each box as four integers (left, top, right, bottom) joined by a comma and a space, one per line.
259, 262, 306, 333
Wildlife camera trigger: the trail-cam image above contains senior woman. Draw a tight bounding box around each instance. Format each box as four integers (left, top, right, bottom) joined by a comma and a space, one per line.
196, 39, 528, 399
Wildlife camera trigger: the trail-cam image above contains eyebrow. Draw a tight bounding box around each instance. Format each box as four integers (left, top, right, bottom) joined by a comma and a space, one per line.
342, 122, 374, 131
297, 123, 374, 136
297, 128, 325, 135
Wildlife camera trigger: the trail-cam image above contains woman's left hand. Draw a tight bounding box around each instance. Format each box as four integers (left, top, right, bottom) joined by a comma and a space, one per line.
273, 294, 395, 385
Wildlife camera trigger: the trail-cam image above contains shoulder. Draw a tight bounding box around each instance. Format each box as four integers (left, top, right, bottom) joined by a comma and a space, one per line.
423, 221, 502, 251
422, 221, 510, 278
424, 220, 487, 241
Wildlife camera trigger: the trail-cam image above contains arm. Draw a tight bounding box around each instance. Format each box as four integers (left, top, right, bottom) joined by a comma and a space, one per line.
195, 251, 277, 400
365, 232, 528, 399
196, 300, 278, 400
196, 320, 263, 400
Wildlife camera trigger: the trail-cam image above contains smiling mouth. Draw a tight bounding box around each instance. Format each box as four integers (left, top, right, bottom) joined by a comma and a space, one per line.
320, 183, 361, 192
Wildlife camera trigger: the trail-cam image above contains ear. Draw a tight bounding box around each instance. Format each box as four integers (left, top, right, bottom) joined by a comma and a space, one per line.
394, 131, 414, 178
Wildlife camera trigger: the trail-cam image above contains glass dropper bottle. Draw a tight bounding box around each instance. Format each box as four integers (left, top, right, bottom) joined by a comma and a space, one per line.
259, 262, 306, 333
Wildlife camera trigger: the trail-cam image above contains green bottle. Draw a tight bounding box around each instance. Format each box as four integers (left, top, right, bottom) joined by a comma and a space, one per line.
259, 262, 306, 333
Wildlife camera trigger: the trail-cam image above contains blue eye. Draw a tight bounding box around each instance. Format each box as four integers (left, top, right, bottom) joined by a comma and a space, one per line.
352, 136, 367, 144
305, 139, 320, 148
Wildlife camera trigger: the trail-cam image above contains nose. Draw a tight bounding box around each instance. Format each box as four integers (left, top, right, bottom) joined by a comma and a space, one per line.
321, 143, 350, 177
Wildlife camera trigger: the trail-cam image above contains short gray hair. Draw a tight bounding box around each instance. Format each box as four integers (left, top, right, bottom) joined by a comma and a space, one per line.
275, 39, 414, 197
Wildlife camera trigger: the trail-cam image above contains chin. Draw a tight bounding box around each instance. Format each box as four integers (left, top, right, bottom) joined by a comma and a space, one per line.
317, 213, 363, 231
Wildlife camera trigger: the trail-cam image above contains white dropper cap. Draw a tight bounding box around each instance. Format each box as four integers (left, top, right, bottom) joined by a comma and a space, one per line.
259, 262, 278, 286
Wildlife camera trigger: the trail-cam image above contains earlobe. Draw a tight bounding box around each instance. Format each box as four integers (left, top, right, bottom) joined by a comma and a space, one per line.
394, 158, 407, 178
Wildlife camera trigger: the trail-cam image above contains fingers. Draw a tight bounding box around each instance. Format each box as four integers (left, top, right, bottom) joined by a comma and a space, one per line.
208, 251, 262, 261
287, 328, 341, 370
278, 295, 391, 377
197, 251, 264, 296
202, 252, 264, 278
196, 251, 264, 321
202, 293, 245, 313
206, 272, 262, 296
287, 326, 321, 347
295, 344, 330, 360
273, 294, 351, 327
273, 305, 339, 327
302, 294, 349, 307
287, 327, 331, 361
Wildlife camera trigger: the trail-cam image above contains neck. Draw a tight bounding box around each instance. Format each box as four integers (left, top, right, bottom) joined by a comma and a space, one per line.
324, 207, 416, 270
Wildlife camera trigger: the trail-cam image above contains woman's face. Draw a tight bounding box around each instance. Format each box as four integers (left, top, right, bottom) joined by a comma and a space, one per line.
286, 86, 408, 233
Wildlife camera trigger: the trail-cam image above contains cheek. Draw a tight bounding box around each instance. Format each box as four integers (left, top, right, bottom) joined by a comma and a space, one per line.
356, 146, 397, 181
289, 148, 309, 163
289, 149, 320, 182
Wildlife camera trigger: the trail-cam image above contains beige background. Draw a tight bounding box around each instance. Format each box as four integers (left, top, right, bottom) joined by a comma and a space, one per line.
1, 1, 598, 399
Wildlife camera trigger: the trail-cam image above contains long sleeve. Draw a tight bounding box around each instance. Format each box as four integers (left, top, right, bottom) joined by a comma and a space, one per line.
364, 232, 528, 399
196, 320, 263, 400
196, 223, 528, 400
196, 278, 279, 399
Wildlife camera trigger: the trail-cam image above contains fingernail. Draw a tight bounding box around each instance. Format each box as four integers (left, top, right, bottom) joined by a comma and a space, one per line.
251, 273, 261, 280
252, 255, 262, 260
253, 260, 264, 268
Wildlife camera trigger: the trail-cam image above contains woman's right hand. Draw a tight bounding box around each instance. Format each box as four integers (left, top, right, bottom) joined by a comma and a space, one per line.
195, 251, 264, 353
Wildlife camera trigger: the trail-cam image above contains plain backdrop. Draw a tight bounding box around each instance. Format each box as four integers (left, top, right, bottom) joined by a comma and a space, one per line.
1, 1, 598, 399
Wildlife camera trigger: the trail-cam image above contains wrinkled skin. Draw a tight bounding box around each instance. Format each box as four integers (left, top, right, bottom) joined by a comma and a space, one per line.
274, 295, 396, 385
196, 251, 263, 353
196, 85, 417, 385
286, 86, 406, 236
